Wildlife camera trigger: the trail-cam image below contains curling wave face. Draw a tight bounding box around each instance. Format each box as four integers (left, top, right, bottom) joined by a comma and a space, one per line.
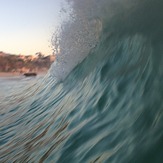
0, 0, 163, 162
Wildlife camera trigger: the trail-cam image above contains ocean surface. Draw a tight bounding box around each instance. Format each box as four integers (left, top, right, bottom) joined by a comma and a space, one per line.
0, 0, 163, 162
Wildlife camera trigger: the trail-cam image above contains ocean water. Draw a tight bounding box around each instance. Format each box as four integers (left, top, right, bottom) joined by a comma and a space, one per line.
0, 0, 163, 162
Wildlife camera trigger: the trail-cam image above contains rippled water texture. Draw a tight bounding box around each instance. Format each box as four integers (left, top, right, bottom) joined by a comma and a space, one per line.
0, 0, 163, 162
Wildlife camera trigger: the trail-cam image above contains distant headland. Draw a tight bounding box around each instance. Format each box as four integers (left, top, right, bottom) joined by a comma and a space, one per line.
0, 51, 55, 77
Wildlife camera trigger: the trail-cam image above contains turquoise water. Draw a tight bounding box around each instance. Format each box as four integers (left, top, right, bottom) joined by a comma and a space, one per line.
0, 0, 163, 162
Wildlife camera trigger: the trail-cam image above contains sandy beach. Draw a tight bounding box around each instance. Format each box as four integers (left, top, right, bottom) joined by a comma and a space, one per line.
0, 72, 21, 77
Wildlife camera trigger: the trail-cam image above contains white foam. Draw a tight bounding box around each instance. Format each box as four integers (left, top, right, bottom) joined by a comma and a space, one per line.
50, 0, 102, 80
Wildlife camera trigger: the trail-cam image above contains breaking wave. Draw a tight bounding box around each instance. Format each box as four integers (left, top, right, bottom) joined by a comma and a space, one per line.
0, 0, 163, 162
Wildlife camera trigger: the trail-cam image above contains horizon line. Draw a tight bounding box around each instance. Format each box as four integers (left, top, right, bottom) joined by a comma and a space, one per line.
0, 50, 55, 56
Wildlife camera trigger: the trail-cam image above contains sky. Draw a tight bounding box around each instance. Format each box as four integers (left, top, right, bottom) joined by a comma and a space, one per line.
0, 0, 61, 55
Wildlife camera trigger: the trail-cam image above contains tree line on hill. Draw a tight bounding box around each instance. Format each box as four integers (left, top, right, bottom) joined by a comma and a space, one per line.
0, 51, 55, 73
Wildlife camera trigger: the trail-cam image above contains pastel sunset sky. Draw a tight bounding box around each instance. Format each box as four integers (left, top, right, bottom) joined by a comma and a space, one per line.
0, 0, 61, 55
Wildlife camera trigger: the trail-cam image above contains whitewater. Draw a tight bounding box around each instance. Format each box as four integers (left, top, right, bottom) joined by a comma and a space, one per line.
0, 0, 163, 162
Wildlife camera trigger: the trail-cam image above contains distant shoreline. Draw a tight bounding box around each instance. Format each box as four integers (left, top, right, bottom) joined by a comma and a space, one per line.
0, 71, 47, 77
